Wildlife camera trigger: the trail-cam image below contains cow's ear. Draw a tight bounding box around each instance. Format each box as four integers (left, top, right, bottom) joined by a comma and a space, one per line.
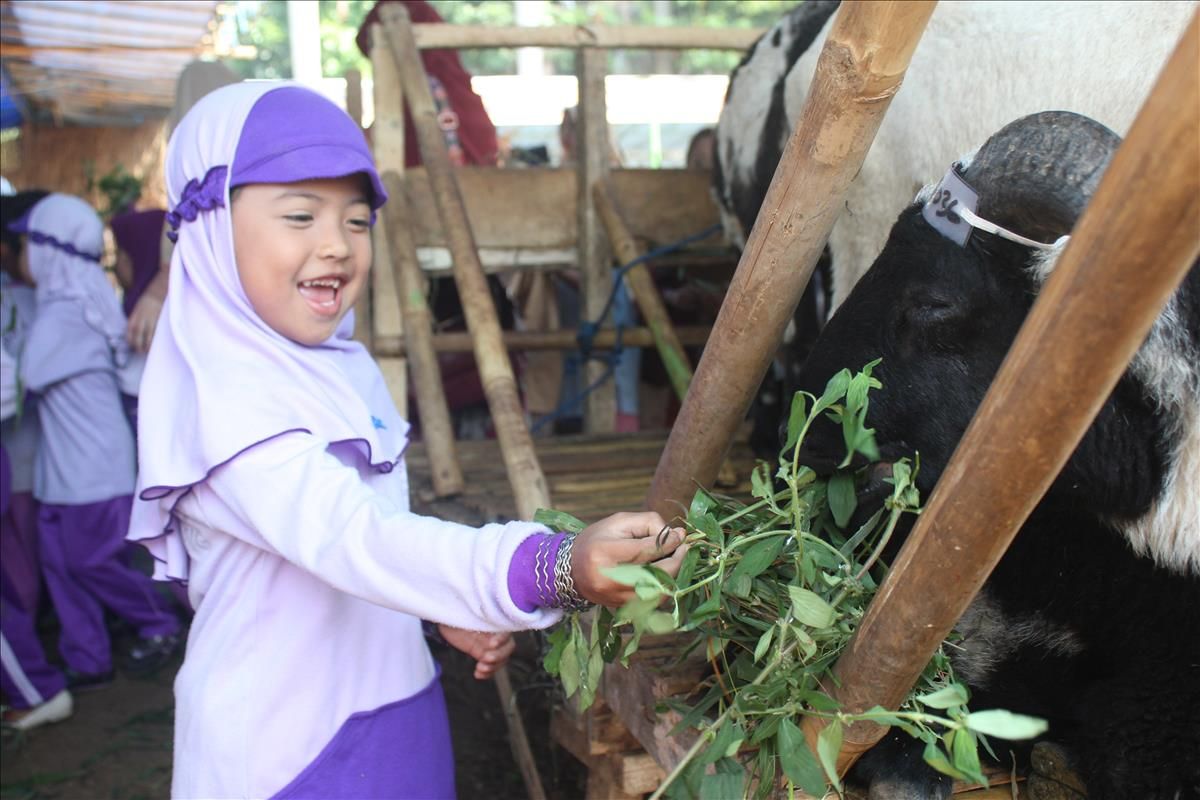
1055, 374, 1169, 519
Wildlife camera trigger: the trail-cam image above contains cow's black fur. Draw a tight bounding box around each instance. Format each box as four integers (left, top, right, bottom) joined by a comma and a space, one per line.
785, 141, 1200, 797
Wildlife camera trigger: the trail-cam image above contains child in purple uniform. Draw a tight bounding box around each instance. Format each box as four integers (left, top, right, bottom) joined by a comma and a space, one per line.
126, 82, 687, 799
14, 194, 182, 689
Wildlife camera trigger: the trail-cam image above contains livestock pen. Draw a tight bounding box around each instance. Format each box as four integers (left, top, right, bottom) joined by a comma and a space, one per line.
373, 3, 1199, 799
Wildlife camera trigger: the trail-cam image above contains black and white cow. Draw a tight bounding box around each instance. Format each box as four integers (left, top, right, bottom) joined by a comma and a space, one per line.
791, 111, 1199, 799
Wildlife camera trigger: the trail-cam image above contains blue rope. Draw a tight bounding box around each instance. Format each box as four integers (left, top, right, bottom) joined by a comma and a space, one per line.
529, 223, 722, 434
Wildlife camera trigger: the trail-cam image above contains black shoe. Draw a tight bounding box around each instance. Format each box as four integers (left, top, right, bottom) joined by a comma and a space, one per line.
122, 632, 183, 676
64, 667, 115, 693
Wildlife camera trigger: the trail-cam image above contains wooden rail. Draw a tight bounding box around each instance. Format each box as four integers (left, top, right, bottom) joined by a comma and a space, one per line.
411, 23, 764, 51
373, 325, 711, 357
805, 9, 1200, 775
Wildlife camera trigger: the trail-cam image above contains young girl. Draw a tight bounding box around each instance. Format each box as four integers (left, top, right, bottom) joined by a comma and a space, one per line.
126, 82, 686, 799
15, 193, 182, 687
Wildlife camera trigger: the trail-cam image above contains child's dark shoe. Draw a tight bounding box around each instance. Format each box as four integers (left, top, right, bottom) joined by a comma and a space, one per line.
123, 632, 183, 676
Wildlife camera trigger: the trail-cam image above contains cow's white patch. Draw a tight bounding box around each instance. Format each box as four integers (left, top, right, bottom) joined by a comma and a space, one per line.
1028, 244, 1200, 575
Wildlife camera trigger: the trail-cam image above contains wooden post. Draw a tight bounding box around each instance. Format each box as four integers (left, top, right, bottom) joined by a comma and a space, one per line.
409, 23, 764, 51
379, 5, 551, 521
644, 1, 937, 519
805, 11, 1200, 774
344, 67, 373, 347
382, 172, 465, 497
378, 12, 551, 800
577, 46, 617, 433
369, 24, 407, 414
593, 180, 692, 402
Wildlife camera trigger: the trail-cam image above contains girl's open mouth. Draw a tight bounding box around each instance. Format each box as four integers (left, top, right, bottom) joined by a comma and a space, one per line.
297, 277, 344, 317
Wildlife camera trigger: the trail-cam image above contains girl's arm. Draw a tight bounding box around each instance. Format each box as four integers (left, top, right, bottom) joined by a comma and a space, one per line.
189, 431, 564, 633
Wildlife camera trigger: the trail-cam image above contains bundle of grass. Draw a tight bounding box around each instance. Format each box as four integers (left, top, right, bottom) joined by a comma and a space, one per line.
539, 362, 1046, 798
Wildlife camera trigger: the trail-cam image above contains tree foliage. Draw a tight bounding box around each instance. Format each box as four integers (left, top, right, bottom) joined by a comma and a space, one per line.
220, 0, 792, 80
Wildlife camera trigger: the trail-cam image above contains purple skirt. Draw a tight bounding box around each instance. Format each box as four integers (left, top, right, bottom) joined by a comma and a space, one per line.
272, 672, 456, 799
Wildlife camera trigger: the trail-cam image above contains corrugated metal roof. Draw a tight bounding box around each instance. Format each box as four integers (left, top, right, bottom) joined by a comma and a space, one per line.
1, 0, 219, 126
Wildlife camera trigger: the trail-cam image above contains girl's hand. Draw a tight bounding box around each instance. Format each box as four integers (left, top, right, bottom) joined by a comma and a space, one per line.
437, 625, 515, 680
125, 293, 164, 353
571, 511, 687, 608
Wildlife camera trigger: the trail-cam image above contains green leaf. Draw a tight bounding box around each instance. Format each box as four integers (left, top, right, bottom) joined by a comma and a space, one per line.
788, 586, 835, 629
729, 537, 785, 583
675, 545, 700, 590
603, 564, 658, 588
916, 683, 969, 710
949, 728, 986, 786
559, 632, 580, 699
689, 489, 715, 521
963, 709, 1049, 740
922, 740, 968, 781
813, 369, 852, 415
646, 612, 677, 635
725, 572, 752, 598
777, 718, 827, 796
751, 461, 773, 500
699, 771, 745, 800
533, 508, 587, 534
753, 625, 775, 663
783, 391, 810, 451
543, 625, 568, 675
694, 512, 724, 547
827, 470, 858, 529
816, 719, 844, 792
702, 722, 737, 766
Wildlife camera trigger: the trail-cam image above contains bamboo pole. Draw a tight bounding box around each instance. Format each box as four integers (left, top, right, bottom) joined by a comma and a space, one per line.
344, 67, 373, 347
805, 10, 1200, 774
594, 180, 693, 402
374, 325, 712, 357
378, 5, 551, 520
345, 67, 363, 131
410, 23, 764, 51
378, 12, 551, 799
381, 172, 465, 498
645, 0, 937, 519
578, 46, 617, 433
369, 23, 405, 411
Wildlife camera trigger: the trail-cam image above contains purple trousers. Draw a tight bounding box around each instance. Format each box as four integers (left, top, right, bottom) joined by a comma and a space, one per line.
1, 490, 42, 616
38, 496, 179, 675
0, 567, 65, 710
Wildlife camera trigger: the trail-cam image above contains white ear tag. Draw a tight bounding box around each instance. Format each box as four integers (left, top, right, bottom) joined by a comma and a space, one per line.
922, 165, 979, 247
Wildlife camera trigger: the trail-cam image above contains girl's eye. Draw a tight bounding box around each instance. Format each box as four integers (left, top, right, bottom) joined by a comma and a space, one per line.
347, 217, 371, 231
284, 213, 314, 224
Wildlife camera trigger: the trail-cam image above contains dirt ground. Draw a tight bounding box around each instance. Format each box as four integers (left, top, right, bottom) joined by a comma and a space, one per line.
0, 623, 586, 800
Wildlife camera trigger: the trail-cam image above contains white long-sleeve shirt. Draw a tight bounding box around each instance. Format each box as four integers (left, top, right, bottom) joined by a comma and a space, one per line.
168, 431, 559, 799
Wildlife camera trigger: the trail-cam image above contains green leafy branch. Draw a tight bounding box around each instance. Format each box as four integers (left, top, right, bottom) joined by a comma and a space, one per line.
538, 361, 1046, 798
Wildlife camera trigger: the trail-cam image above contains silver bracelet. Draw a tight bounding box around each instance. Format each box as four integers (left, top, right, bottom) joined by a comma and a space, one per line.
552, 534, 592, 611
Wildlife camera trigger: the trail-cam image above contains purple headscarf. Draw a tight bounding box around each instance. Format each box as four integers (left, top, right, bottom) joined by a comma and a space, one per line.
110, 208, 167, 315
17, 194, 134, 393
127, 82, 404, 582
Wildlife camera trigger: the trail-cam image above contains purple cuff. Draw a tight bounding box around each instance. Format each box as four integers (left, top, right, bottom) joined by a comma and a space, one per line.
507, 532, 569, 612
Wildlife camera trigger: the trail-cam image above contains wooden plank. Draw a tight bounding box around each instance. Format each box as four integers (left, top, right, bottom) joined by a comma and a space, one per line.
577, 46, 616, 433
411, 23, 764, 51
399, 167, 722, 251
807, 9, 1200, 776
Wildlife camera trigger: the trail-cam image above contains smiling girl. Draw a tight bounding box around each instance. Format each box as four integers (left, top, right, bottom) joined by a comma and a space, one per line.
126, 83, 686, 799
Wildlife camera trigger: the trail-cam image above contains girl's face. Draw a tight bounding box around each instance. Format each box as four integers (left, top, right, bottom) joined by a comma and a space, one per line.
231, 175, 372, 346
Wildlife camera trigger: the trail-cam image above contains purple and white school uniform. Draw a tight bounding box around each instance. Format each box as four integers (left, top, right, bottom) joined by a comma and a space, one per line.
17, 195, 179, 676
128, 83, 565, 799
0, 272, 42, 614
1, 335, 65, 709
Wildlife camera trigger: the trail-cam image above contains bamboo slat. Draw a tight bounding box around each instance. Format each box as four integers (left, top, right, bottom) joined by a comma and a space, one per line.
373, 324, 710, 357
382, 173, 464, 498
594, 180, 693, 402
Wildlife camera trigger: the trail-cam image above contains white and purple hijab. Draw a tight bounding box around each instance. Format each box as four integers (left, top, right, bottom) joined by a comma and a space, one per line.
15, 194, 134, 393
127, 82, 402, 582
